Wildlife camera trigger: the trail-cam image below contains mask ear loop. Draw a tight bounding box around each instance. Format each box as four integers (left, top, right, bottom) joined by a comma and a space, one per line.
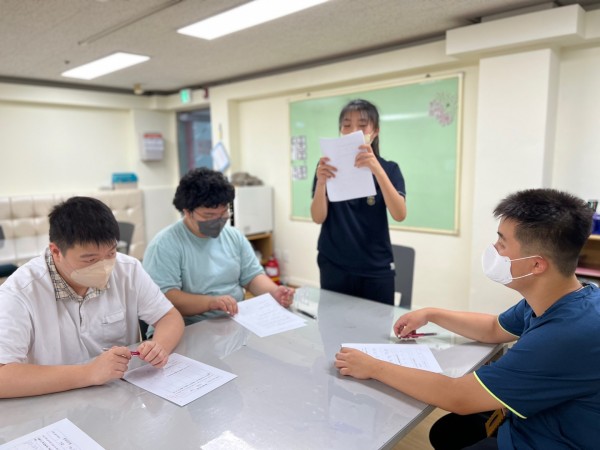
509, 255, 541, 280
511, 272, 535, 280
509, 255, 541, 262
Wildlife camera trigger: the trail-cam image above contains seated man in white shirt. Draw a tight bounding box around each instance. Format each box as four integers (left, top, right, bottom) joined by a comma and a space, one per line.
0, 196, 184, 398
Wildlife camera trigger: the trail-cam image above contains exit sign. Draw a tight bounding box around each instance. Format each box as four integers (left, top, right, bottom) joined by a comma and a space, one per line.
180, 88, 192, 104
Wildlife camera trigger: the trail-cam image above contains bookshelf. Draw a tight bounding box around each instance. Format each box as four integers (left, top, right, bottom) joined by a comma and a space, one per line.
246, 232, 273, 266
576, 234, 600, 281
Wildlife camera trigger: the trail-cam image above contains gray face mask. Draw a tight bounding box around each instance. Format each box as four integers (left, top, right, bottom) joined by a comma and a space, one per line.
197, 217, 228, 238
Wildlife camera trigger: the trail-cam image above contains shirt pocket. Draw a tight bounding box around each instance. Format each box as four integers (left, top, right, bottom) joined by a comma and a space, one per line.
101, 310, 127, 346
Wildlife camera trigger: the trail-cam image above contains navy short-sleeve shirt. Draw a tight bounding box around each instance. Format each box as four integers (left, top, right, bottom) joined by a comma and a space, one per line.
312, 155, 405, 277
475, 284, 600, 449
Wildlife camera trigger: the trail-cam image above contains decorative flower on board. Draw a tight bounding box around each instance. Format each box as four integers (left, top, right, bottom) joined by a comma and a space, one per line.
429, 92, 457, 126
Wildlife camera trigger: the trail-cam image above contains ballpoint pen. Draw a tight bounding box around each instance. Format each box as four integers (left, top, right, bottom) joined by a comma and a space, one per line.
297, 309, 317, 320
399, 332, 437, 339
103, 348, 140, 356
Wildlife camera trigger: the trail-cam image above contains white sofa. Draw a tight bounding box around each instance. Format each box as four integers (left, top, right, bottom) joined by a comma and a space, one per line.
0, 189, 146, 263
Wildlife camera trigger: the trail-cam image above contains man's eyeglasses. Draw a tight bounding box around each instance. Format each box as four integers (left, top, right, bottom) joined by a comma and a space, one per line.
191, 208, 230, 222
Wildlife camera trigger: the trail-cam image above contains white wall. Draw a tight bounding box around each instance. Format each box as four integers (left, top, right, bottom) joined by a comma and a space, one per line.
0, 102, 130, 194
553, 45, 600, 198
468, 48, 560, 314
0, 84, 181, 243
236, 97, 321, 286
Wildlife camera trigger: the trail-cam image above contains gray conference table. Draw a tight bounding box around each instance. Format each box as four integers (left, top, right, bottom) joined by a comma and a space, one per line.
0, 287, 503, 450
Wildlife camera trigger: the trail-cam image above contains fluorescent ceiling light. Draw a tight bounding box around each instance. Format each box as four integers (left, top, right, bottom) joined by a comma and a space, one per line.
61, 52, 150, 80
177, 0, 328, 40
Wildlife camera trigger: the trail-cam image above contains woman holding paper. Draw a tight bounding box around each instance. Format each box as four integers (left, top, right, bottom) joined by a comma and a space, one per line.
311, 99, 406, 305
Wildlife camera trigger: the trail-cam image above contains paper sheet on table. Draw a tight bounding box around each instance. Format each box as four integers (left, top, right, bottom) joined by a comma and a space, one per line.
0, 418, 104, 450
232, 293, 306, 337
342, 343, 443, 373
123, 353, 236, 406
320, 130, 376, 202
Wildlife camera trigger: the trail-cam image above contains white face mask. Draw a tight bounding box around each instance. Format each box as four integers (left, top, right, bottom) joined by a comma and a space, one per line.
69, 258, 116, 289
481, 244, 538, 285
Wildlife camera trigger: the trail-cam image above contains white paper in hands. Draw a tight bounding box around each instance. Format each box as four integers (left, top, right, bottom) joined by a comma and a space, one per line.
342, 343, 443, 373
232, 293, 306, 337
319, 130, 376, 202
123, 353, 236, 406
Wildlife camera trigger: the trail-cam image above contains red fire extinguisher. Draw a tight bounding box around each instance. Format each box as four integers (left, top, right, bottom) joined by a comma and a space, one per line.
265, 256, 281, 285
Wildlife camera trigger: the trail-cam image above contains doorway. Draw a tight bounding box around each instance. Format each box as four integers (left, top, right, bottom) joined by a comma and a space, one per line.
177, 108, 212, 176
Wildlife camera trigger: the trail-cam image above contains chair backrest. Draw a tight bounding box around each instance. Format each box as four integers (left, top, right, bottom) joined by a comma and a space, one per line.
139, 319, 150, 340
117, 221, 135, 255
392, 244, 415, 309
0, 224, 19, 278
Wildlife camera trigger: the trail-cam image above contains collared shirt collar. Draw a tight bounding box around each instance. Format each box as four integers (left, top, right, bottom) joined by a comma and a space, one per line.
45, 248, 106, 302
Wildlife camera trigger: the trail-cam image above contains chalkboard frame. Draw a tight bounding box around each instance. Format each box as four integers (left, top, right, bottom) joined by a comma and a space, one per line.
288, 73, 463, 235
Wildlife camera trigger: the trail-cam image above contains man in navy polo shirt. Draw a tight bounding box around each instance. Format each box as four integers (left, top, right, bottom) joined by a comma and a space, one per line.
335, 188, 600, 449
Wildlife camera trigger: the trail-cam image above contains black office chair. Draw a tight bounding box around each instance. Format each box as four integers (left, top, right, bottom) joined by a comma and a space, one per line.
139, 320, 150, 341
118, 221, 145, 337
0, 225, 18, 278
117, 221, 135, 255
392, 244, 415, 309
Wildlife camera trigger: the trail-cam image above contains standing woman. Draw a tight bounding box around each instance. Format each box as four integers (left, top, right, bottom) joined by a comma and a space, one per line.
311, 99, 407, 305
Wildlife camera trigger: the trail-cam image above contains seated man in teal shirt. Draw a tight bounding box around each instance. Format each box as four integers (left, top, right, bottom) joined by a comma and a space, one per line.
144, 168, 293, 326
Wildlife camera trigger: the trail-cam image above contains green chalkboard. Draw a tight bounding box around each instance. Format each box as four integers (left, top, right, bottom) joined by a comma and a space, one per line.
289, 74, 462, 234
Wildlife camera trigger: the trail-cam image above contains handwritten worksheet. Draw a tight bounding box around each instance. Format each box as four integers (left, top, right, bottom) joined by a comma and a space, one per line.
232, 293, 306, 337
0, 418, 104, 450
320, 130, 376, 202
123, 353, 236, 406
341, 343, 443, 373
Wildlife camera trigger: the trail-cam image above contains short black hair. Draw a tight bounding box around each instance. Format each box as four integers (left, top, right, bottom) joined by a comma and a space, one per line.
338, 99, 381, 156
493, 188, 593, 276
173, 167, 235, 213
49, 197, 119, 254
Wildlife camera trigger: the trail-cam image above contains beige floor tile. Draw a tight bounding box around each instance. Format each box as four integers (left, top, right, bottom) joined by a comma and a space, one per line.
392, 408, 447, 450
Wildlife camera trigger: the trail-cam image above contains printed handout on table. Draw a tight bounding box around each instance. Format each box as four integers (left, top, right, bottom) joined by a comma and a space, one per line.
0, 418, 104, 450
232, 293, 306, 337
342, 343, 443, 373
123, 353, 237, 406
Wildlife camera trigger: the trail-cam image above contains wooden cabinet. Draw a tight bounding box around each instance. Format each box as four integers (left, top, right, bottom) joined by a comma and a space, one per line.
246, 232, 273, 265
244, 232, 274, 299
576, 235, 600, 281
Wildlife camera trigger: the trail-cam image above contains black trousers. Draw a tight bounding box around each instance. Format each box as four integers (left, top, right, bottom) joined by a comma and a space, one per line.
429, 412, 499, 450
317, 253, 395, 305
